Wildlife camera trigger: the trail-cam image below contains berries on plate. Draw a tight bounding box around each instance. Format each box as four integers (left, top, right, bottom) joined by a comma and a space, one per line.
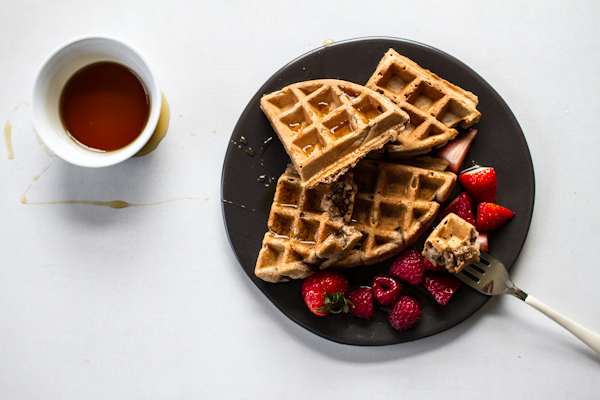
424, 258, 447, 272
301, 270, 350, 316
371, 275, 402, 306
421, 272, 462, 306
388, 295, 421, 331
435, 128, 478, 174
459, 166, 497, 203
475, 202, 515, 232
348, 287, 375, 318
389, 248, 425, 285
437, 192, 475, 225
476, 232, 489, 252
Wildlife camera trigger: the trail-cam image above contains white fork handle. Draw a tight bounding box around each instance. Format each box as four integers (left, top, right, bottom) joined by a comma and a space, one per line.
525, 295, 600, 354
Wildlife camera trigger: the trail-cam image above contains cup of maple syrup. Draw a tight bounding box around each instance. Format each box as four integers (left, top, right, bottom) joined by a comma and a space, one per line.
31, 35, 162, 167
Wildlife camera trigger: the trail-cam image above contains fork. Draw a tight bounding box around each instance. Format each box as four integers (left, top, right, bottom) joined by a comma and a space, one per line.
456, 252, 600, 355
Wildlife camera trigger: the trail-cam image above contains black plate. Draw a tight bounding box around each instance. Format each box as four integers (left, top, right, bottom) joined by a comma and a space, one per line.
221, 37, 535, 346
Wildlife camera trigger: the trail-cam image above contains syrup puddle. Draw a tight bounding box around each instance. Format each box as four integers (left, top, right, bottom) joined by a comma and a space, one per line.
135, 93, 170, 157
3, 102, 26, 160
4, 118, 13, 159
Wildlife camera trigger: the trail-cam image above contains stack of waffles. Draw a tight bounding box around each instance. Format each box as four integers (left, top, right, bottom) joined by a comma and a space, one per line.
255, 49, 481, 283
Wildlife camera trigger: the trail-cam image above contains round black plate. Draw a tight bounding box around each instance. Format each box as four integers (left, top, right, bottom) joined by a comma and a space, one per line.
221, 37, 535, 346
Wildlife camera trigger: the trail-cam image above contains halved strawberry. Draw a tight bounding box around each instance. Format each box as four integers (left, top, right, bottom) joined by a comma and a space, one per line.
435, 128, 478, 174
424, 258, 447, 272
459, 166, 497, 203
476, 232, 489, 252
437, 192, 475, 225
421, 272, 462, 306
475, 202, 515, 232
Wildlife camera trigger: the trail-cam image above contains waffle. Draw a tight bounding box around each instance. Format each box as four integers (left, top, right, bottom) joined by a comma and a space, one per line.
254, 165, 362, 283
260, 79, 409, 188
366, 49, 481, 157
423, 213, 480, 273
332, 159, 457, 267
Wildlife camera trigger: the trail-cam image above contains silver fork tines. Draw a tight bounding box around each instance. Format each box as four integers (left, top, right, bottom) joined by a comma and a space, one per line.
455, 251, 600, 355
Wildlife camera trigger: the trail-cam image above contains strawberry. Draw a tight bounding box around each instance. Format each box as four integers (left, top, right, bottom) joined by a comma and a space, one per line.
388, 295, 421, 330
435, 128, 478, 173
388, 249, 425, 285
371, 275, 402, 306
475, 202, 515, 232
476, 232, 489, 252
421, 272, 462, 306
424, 258, 447, 272
301, 270, 350, 316
348, 287, 375, 318
459, 166, 497, 203
437, 192, 475, 225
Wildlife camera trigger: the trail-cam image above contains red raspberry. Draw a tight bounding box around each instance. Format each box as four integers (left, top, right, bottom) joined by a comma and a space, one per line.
421, 272, 462, 306
371, 275, 402, 306
348, 287, 375, 318
388, 295, 421, 331
388, 249, 425, 285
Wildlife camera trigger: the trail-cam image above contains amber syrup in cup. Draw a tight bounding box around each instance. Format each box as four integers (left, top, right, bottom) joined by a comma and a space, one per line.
59, 61, 150, 152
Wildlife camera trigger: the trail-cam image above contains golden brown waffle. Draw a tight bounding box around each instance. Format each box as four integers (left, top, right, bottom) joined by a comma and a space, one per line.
366, 49, 481, 157
423, 213, 480, 273
260, 79, 409, 188
332, 159, 457, 267
255, 165, 362, 283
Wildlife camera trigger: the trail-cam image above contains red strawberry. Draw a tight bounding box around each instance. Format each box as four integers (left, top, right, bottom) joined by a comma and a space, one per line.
476, 232, 489, 252
424, 258, 447, 272
388, 249, 425, 285
435, 128, 478, 173
301, 270, 350, 316
476, 202, 515, 232
388, 295, 421, 331
421, 272, 462, 306
371, 275, 402, 306
459, 166, 497, 203
437, 192, 475, 225
348, 287, 375, 318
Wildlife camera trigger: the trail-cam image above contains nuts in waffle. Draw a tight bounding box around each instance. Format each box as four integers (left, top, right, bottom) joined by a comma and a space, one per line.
255, 165, 362, 283
423, 213, 480, 273
332, 159, 457, 267
260, 79, 409, 188
366, 49, 481, 157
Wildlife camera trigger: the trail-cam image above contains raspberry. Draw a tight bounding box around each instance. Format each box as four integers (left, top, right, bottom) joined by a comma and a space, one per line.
371, 275, 402, 306
388, 295, 421, 331
421, 272, 462, 306
348, 287, 375, 318
388, 249, 425, 285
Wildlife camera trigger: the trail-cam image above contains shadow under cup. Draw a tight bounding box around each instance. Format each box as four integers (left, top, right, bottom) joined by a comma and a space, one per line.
31, 35, 162, 167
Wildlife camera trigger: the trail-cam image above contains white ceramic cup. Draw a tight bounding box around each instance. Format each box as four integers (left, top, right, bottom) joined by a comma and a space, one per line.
31, 35, 162, 167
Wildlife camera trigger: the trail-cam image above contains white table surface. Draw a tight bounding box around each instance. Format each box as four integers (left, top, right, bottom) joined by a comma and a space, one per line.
1, 1, 599, 398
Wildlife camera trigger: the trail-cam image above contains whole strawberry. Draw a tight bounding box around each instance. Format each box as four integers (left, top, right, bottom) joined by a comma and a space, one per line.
348, 287, 375, 318
388, 295, 421, 331
301, 270, 350, 316
388, 248, 425, 285
476, 202, 515, 232
372, 275, 402, 306
459, 166, 497, 203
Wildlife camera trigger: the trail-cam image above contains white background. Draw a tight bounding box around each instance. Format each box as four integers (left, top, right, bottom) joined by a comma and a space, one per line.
1, 0, 599, 398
